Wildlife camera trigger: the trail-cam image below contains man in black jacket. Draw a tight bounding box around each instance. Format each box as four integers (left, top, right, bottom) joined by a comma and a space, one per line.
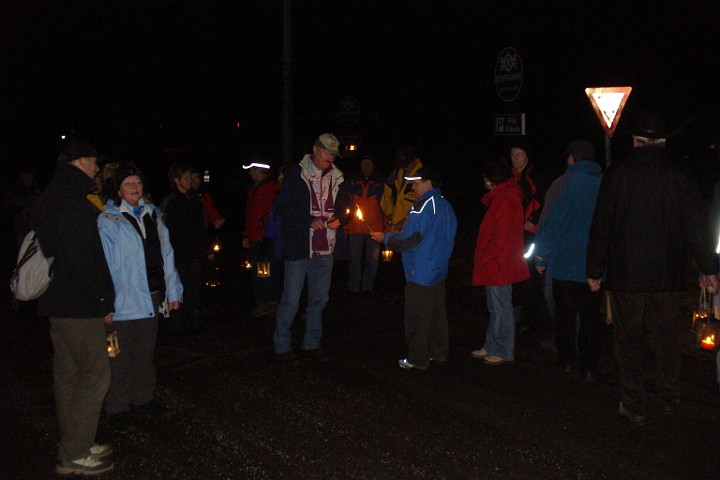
33, 139, 116, 475
586, 112, 719, 425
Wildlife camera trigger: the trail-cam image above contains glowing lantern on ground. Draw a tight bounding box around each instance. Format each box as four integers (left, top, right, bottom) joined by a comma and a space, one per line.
382, 249, 393, 262
243, 259, 253, 270
257, 260, 271, 278
107, 331, 120, 358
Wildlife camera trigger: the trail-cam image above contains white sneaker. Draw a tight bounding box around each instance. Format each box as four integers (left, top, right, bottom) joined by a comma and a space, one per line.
56, 454, 114, 476
470, 348, 488, 359
398, 358, 428, 370
483, 355, 511, 365
89, 443, 113, 459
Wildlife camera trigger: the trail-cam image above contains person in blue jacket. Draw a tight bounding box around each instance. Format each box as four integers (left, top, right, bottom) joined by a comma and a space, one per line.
535, 140, 603, 380
98, 164, 183, 431
372, 166, 457, 370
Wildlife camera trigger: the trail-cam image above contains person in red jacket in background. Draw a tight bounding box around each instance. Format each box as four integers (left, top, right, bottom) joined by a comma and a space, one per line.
345, 156, 385, 293
242, 159, 280, 317
191, 169, 225, 230
472, 158, 530, 365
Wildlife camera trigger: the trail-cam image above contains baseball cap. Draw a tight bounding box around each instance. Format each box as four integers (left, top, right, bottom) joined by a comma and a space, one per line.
61, 139, 98, 162
314, 133, 342, 158
405, 166, 442, 187
631, 111, 668, 139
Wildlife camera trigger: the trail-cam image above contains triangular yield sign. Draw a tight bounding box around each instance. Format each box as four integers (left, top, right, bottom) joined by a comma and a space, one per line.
585, 86, 632, 137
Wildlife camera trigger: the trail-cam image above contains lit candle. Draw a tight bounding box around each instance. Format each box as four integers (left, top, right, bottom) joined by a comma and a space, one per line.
355, 206, 373, 233
382, 249, 393, 262
701, 335, 716, 351
212, 243, 221, 252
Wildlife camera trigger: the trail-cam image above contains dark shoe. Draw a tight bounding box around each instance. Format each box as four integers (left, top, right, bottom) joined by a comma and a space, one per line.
516, 323, 531, 337
303, 348, 328, 363
618, 402, 647, 426
558, 364, 572, 373
250, 303, 270, 317
398, 358, 428, 370
430, 357, 450, 367
132, 399, 165, 416
662, 398, 680, 415
276, 350, 301, 367
108, 412, 137, 433
56, 455, 114, 476
581, 370, 595, 382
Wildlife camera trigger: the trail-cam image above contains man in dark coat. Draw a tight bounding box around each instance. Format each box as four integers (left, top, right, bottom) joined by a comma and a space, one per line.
33, 139, 116, 475
586, 111, 719, 425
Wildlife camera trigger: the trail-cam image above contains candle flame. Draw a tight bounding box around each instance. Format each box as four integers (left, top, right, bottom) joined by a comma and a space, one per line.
212, 243, 221, 252
701, 334, 716, 349
356, 208, 363, 221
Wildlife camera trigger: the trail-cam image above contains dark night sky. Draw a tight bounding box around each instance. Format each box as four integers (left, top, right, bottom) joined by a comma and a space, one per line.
1, 0, 719, 187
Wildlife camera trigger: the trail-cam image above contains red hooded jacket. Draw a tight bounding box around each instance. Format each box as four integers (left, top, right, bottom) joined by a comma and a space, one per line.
472, 178, 530, 286
243, 179, 279, 242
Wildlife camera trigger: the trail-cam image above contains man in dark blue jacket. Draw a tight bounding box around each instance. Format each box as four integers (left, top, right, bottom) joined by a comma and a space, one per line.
272, 134, 351, 365
372, 167, 457, 370
34, 139, 116, 476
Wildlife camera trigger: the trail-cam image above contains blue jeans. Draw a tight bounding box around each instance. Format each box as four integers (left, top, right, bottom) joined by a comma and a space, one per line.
483, 284, 516, 360
273, 254, 334, 353
347, 233, 380, 292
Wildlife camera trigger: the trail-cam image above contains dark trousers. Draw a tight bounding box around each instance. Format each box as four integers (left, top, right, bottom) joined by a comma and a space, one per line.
552, 279, 602, 372
404, 281, 449, 368
104, 315, 159, 415
611, 291, 680, 414
348, 233, 380, 292
170, 261, 201, 331
50, 317, 110, 461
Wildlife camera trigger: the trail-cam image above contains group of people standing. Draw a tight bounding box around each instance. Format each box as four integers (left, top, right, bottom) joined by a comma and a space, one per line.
471, 111, 720, 429
24, 110, 720, 475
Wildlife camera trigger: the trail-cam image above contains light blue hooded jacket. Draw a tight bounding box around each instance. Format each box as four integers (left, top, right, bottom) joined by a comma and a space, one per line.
98, 199, 183, 321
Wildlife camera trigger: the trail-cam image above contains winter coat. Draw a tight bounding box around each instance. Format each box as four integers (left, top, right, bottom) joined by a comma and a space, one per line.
534, 160, 602, 282
276, 155, 350, 261
385, 188, 457, 286
33, 162, 115, 317
346, 174, 385, 234
586, 146, 718, 291
98, 200, 183, 321
472, 179, 530, 287
243, 179, 279, 242
381, 161, 423, 232
161, 189, 209, 265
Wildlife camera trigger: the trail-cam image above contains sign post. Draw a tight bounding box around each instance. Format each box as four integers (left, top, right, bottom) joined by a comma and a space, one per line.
494, 47, 525, 136
585, 86, 632, 167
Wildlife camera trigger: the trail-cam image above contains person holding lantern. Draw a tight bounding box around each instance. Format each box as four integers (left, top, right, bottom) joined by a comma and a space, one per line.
471, 158, 529, 365
98, 164, 183, 432
587, 110, 719, 425
371, 166, 457, 370
242, 158, 280, 317
346, 155, 385, 294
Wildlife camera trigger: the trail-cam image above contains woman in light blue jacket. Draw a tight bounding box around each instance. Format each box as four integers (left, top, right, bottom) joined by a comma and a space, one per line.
98, 164, 183, 431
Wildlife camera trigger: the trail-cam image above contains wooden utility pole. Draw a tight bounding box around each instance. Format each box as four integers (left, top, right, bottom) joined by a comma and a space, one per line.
282, 0, 292, 165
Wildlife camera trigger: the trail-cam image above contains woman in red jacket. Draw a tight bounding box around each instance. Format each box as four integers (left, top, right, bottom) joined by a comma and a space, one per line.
471, 158, 529, 365
242, 160, 280, 317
